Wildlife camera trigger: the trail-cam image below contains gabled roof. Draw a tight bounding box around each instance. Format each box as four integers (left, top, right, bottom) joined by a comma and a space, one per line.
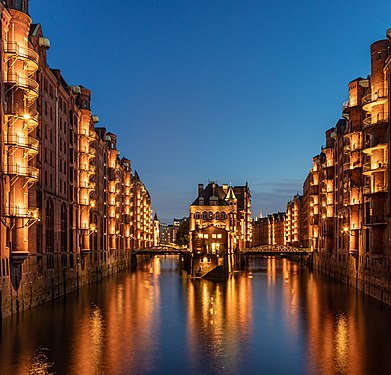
191, 182, 229, 206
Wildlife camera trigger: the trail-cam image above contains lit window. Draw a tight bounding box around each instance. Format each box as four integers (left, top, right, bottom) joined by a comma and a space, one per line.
208, 212, 213, 220
203, 234, 208, 239
217, 234, 222, 239
212, 234, 216, 239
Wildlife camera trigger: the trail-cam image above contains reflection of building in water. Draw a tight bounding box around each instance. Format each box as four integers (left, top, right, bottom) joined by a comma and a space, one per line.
304, 275, 366, 375
71, 262, 161, 375
186, 276, 253, 373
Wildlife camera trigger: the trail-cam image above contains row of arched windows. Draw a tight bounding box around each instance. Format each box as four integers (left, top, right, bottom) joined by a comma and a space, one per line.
194, 212, 228, 220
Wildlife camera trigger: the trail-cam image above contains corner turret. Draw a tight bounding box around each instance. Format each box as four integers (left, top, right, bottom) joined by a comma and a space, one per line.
6, 0, 29, 14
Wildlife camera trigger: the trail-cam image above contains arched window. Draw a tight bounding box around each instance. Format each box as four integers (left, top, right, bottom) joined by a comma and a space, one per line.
202, 212, 207, 220
221, 212, 226, 220
215, 212, 220, 220
195, 212, 200, 220
46, 199, 54, 269
208, 212, 213, 220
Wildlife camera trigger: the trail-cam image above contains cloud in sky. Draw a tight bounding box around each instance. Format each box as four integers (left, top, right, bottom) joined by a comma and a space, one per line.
251, 178, 303, 217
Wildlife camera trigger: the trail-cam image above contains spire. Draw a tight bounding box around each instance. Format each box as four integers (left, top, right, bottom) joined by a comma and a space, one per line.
225, 185, 237, 201
154, 213, 159, 221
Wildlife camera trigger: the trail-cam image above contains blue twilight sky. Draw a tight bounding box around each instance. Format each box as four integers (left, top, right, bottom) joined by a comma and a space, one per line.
30, 0, 391, 224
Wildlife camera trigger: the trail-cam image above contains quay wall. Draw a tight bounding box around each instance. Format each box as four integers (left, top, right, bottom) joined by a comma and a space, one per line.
0, 252, 151, 319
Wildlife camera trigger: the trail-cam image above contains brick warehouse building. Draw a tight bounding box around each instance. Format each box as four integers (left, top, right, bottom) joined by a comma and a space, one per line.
189, 182, 251, 275
285, 27, 391, 303
0, 0, 153, 317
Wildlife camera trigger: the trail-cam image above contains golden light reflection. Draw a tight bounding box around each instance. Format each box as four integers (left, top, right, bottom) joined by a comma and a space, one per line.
186, 274, 252, 374
335, 313, 349, 374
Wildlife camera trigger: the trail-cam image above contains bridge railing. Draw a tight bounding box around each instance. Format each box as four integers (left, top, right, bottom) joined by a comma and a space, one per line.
134, 246, 189, 253
242, 245, 312, 253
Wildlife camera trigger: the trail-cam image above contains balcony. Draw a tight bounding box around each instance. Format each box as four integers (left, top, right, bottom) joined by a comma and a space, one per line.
3, 205, 39, 218
89, 147, 96, 157
342, 101, 350, 120
4, 42, 39, 73
79, 163, 89, 173
79, 198, 89, 206
363, 162, 387, 175
363, 112, 388, 129
343, 197, 361, 206
88, 182, 96, 191
89, 165, 96, 175
365, 215, 387, 226
5, 134, 39, 155
3, 73, 39, 103
362, 89, 388, 112
363, 184, 388, 195
343, 143, 351, 153
78, 128, 95, 141
4, 109, 39, 132
363, 137, 388, 154
5, 164, 39, 180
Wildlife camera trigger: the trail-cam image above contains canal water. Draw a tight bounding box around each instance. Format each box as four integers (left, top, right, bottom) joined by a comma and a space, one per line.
1, 257, 391, 375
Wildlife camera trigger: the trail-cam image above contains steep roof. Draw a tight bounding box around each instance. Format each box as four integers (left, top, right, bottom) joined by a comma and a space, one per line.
191, 182, 229, 206
225, 185, 237, 201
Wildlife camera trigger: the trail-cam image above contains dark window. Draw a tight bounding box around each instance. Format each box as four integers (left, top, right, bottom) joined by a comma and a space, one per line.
46, 199, 54, 269
60, 205, 67, 253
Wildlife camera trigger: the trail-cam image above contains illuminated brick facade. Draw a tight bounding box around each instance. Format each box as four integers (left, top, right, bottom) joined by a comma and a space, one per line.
189, 182, 252, 254
305, 28, 391, 302
252, 213, 286, 246
0, 1, 153, 316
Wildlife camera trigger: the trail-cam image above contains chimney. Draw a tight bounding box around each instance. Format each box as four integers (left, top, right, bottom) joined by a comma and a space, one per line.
198, 184, 204, 196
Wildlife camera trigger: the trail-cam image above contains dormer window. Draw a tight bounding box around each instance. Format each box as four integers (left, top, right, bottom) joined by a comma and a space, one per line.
199, 197, 204, 205
210, 196, 218, 206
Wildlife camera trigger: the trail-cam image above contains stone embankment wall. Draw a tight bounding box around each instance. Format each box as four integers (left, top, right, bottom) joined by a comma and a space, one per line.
0, 253, 151, 319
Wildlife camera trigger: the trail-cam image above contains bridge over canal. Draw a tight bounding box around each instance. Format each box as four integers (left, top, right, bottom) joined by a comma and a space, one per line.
241, 245, 312, 256
132, 244, 312, 276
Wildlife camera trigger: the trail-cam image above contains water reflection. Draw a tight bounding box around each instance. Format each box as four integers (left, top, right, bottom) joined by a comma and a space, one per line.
186, 275, 252, 374
1, 257, 391, 374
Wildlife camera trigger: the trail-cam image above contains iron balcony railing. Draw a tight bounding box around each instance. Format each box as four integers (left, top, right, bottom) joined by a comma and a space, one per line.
5, 134, 39, 153
366, 136, 388, 148
5, 164, 39, 179
362, 89, 388, 105
4, 42, 39, 67
365, 216, 387, 225
363, 184, 387, 195
3, 205, 39, 218
363, 112, 388, 128
363, 162, 387, 173
3, 73, 39, 95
